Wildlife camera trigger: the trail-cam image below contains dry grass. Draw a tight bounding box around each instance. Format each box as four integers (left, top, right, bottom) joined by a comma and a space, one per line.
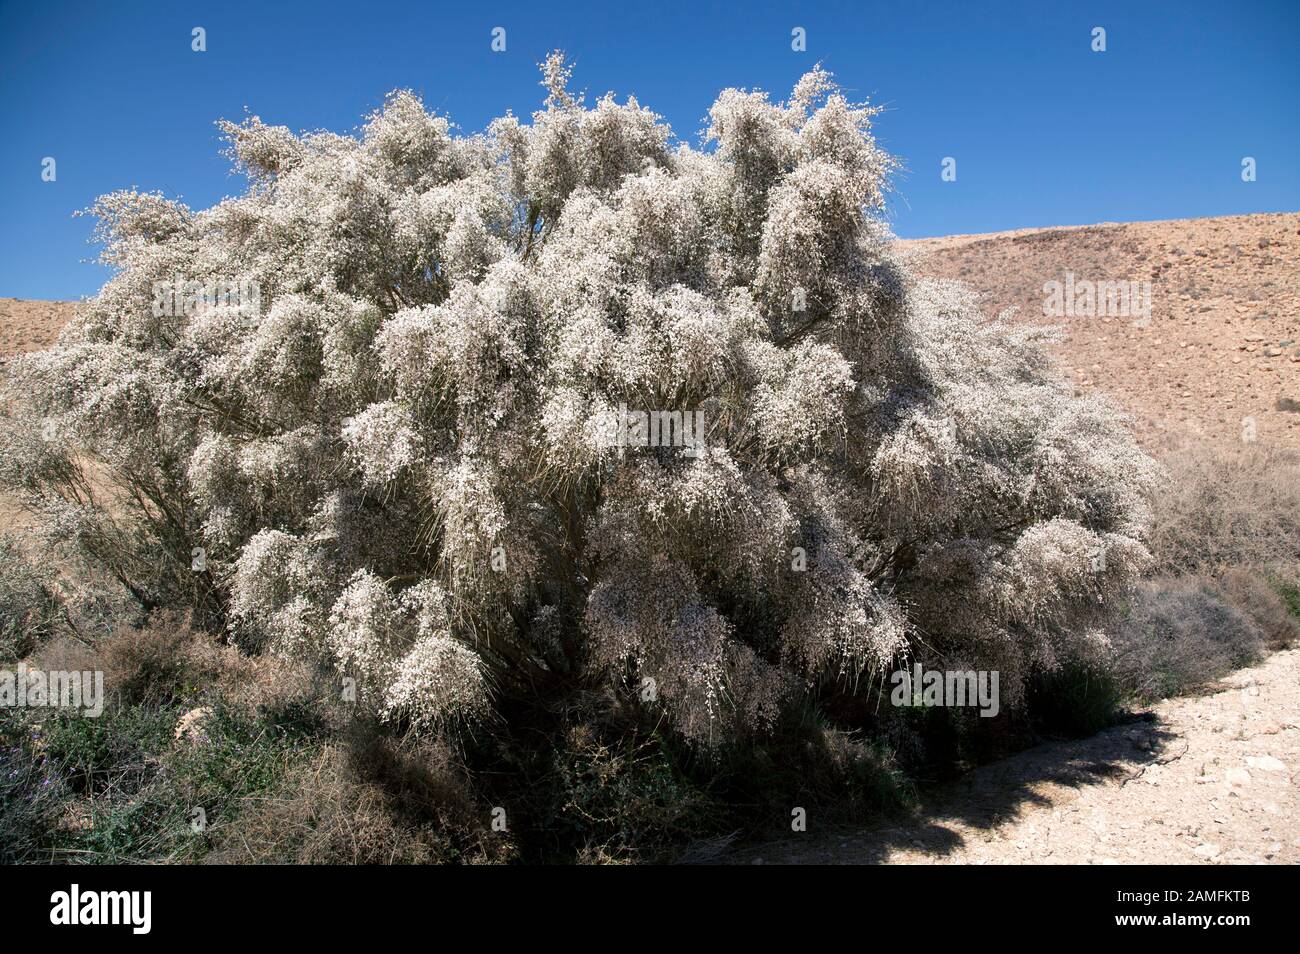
1217, 567, 1300, 650
1112, 576, 1266, 701
28, 609, 324, 720
0, 534, 60, 661
1148, 445, 1300, 580
207, 731, 508, 864
1109, 443, 1299, 701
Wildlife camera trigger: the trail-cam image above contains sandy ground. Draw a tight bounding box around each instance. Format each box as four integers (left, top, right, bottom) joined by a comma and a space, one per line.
732, 648, 1300, 865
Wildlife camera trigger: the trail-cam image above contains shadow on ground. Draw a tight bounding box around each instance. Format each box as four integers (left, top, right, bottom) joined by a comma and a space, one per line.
702, 714, 1179, 865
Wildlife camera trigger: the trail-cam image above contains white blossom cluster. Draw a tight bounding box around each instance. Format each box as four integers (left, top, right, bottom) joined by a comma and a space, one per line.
0, 56, 1158, 741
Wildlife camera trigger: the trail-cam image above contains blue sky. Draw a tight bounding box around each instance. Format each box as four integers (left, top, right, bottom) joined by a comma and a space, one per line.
2, 0, 1297, 300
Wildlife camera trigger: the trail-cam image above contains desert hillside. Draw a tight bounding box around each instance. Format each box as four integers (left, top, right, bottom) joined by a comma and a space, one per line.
3, 212, 1297, 448
0, 298, 79, 357
900, 212, 1300, 449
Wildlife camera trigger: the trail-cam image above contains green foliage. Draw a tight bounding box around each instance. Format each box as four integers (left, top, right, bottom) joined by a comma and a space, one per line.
1271, 576, 1300, 622
1028, 663, 1123, 738
547, 727, 717, 863
1, 701, 317, 863
0, 708, 71, 862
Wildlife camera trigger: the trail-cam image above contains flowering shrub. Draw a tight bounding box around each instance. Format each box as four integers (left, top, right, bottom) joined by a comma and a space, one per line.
0, 56, 1157, 745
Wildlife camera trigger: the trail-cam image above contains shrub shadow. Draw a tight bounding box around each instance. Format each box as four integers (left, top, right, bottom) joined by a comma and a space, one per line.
708, 713, 1179, 865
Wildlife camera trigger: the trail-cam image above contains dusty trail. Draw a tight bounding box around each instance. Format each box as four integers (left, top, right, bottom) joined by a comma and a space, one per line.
733, 649, 1299, 864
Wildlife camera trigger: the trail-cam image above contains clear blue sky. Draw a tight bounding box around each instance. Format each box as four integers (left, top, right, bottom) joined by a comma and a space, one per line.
2, 0, 1297, 300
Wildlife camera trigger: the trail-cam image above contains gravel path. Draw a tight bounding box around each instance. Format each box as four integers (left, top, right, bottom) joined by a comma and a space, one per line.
735, 649, 1299, 864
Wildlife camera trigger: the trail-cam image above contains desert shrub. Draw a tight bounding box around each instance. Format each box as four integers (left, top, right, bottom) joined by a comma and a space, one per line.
26, 611, 217, 710
35, 704, 178, 797
1149, 446, 1300, 579
210, 730, 503, 864
1275, 576, 1300, 620
0, 57, 1157, 755
1027, 662, 1123, 738
2, 613, 332, 863
25, 609, 326, 719
536, 725, 718, 863
705, 713, 910, 827
1125, 446, 1298, 701
0, 708, 72, 862
476, 704, 906, 862
0, 534, 62, 661
92, 612, 199, 708
1111, 577, 1265, 702
1217, 567, 1299, 650
872, 697, 1020, 779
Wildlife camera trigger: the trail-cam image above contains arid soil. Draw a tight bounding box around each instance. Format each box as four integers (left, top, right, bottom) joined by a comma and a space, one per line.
0, 297, 78, 357
899, 212, 1300, 450
732, 649, 1300, 865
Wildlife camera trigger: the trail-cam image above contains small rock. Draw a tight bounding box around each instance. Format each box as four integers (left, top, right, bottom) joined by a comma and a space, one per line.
1193, 843, 1221, 858
1246, 755, 1286, 772
174, 706, 214, 744
1225, 767, 1252, 786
